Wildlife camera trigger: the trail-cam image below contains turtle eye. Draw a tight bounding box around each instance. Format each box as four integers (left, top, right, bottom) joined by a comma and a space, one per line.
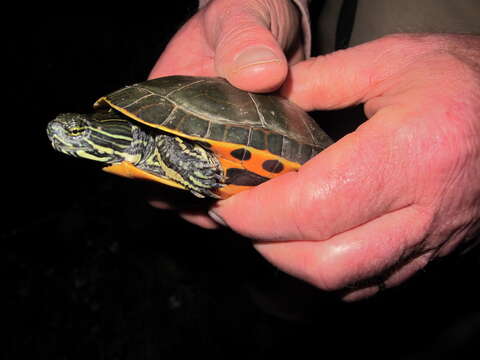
66, 125, 87, 137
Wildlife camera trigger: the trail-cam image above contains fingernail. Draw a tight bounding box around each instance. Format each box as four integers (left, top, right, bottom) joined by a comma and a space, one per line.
234, 47, 281, 71
208, 210, 228, 227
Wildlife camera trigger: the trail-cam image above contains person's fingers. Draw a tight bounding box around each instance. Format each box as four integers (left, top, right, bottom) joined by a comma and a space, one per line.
205, 33, 480, 298
150, 0, 301, 91
208, 23, 288, 92
251, 202, 432, 293
210, 35, 454, 241
280, 33, 441, 110
149, 200, 174, 210
342, 252, 433, 301
202, 0, 300, 92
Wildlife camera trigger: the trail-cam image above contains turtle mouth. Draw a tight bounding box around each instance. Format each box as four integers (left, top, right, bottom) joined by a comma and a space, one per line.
48, 135, 90, 156
49, 136, 75, 153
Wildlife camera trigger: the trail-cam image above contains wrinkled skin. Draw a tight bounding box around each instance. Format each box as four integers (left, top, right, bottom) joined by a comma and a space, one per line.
149, 0, 480, 300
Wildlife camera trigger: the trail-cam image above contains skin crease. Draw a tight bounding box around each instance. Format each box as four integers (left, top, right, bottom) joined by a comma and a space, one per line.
149, 0, 480, 300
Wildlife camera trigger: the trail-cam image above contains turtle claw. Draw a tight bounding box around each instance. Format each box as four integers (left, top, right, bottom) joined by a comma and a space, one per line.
189, 188, 221, 199
189, 190, 206, 198
208, 191, 222, 199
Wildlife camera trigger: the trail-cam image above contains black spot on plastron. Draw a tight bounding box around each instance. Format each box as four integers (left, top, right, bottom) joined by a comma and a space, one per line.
262, 159, 284, 173
226, 168, 269, 186
230, 148, 251, 161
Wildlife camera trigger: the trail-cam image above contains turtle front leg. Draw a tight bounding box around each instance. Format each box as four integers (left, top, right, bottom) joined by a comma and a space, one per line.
139, 134, 224, 198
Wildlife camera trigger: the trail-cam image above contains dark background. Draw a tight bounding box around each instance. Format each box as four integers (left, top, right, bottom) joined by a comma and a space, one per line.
4, 4, 479, 359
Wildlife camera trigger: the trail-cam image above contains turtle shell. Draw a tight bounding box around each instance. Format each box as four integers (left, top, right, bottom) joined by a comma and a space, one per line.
95, 76, 333, 197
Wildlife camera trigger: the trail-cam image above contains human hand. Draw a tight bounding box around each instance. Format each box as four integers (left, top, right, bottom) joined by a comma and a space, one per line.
149, 0, 304, 92
210, 34, 480, 300
147, 0, 305, 226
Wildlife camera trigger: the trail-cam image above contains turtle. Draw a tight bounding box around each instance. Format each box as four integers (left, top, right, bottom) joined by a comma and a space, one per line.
47, 75, 333, 199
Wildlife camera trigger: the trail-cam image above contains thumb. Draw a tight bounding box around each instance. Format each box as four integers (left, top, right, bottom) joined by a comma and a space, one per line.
203, 0, 300, 92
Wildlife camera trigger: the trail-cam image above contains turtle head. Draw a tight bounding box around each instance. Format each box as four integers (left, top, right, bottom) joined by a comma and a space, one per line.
47, 112, 136, 164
